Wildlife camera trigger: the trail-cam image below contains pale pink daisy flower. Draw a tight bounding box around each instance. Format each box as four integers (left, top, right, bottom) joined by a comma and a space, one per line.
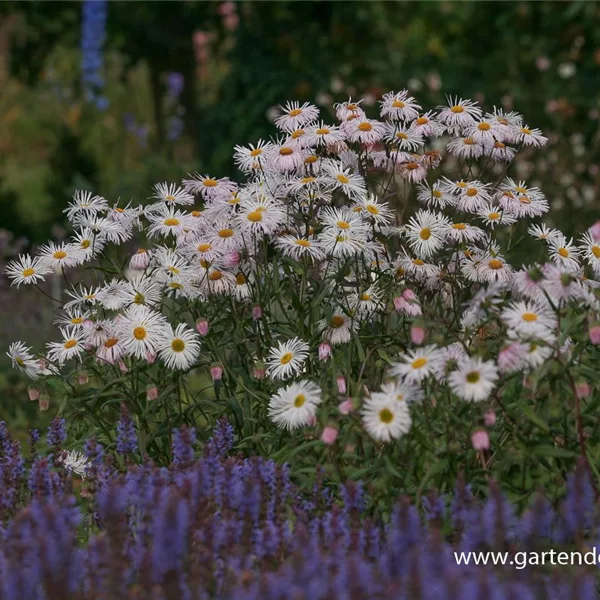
443, 221, 487, 244
478, 208, 517, 228
318, 312, 356, 346
384, 123, 424, 151
334, 98, 365, 122
446, 136, 485, 160
456, 181, 493, 213
416, 182, 453, 209
527, 223, 561, 242
497, 342, 528, 374
182, 174, 237, 200
344, 117, 386, 145
233, 139, 274, 172
275, 101, 319, 132
437, 96, 482, 130
379, 90, 421, 121
304, 122, 345, 147
411, 111, 444, 137
486, 140, 517, 163
395, 252, 441, 282
270, 141, 305, 172
514, 124, 547, 147
152, 182, 194, 206
548, 236, 581, 270
396, 158, 428, 183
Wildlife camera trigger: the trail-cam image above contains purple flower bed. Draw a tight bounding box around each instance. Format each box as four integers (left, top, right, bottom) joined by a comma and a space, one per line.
0, 419, 598, 599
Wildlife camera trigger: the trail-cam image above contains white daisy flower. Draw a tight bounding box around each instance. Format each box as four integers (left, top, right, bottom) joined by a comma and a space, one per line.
118, 305, 166, 359
97, 279, 129, 311
464, 119, 504, 145
443, 221, 487, 244
334, 98, 365, 122
63, 284, 102, 311
404, 210, 446, 258
320, 229, 371, 259
64, 191, 109, 222
394, 252, 441, 282
456, 181, 493, 213
384, 123, 424, 151
46, 327, 87, 365
344, 117, 386, 145
96, 332, 126, 365
523, 341, 553, 370
147, 206, 193, 239
266, 337, 310, 380
579, 231, 600, 275
528, 223, 561, 242
317, 312, 356, 346
157, 323, 201, 371
71, 227, 104, 261
268, 380, 322, 430
396, 158, 428, 183
73, 214, 131, 244
473, 254, 514, 284
352, 194, 393, 226
304, 122, 345, 147
478, 208, 517, 229
60, 450, 90, 478
548, 236, 581, 270
348, 286, 384, 317
501, 301, 557, 339
448, 356, 498, 403
486, 141, 517, 163
275, 101, 320, 132
199, 267, 236, 296
5, 255, 52, 287
269, 141, 305, 172
122, 274, 162, 308
322, 161, 367, 200
233, 139, 274, 173
54, 309, 92, 328
389, 345, 443, 383
274, 235, 326, 261
416, 182, 453, 209
37, 242, 85, 271
380, 90, 421, 122
514, 124, 547, 147
411, 111, 444, 137
361, 395, 412, 442
374, 380, 423, 405
437, 96, 482, 131
235, 197, 286, 236
446, 136, 485, 160
6, 341, 42, 379
152, 182, 194, 207
182, 174, 237, 200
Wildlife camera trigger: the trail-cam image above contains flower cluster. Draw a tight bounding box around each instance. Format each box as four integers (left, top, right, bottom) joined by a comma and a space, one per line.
4, 89, 600, 463
0, 420, 598, 600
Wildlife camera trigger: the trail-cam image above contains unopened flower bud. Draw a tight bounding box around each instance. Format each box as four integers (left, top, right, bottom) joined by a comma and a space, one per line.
307, 414, 317, 427
336, 376, 346, 395
576, 382, 591, 399
321, 426, 338, 445
589, 325, 600, 345
223, 250, 241, 268
78, 371, 89, 385
318, 342, 332, 361
590, 221, 600, 242
118, 360, 128, 373
252, 305, 262, 320
338, 399, 353, 415
410, 325, 425, 345
484, 409, 496, 427
146, 353, 156, 365
39, 394, 50, 412
211, 365, 223, 382
196, 318, 209, 336
471, 429, 490, 451
146, 384, 159, 401
130, 248, 150, 270
28, 386, 40, 401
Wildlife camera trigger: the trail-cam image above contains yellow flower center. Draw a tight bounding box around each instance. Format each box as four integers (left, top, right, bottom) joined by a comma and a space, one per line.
466, 371, 480, 383
330, 315, 345, 328
379, 408, 394, 424
360, 293, 371, 301
592, 246, 600, 258
392, 100, 406, 108
396, 394, 405, 402
133, 292, 146, 304
522, 312, 538, 322
53, 250, 67, 260
171, 338, 185, 353
358, 122, 373, 132
280, 352, 293, 365
291, 129, 305, 139
133, 327, 147, 340
366, 205, 379, 215
64, 339, 77, 349
433, 190, 442, 198
466, 188, 478, 197
164, 218, 180, 227
406, 162, 419, 170
22, 268, 35, 277
191, 211, 202, 218
203, 178, 217, 187
477, 122, 491, 131
416, 116, 428, 125
169, 282, 183, 290
249, 148, 262, 157
294, 394, 305, 407
347, 103, 358, 110
452, 223, 467, 230
81, 240, 91, 249
209, 270, 223, 281
519, 195, 532, 204
279, 147, 293, 156
488, 259, 503, 270
288, 108, 302, 117
488, 212, 501, 220
412, 259, 424, 266
336, 174, 350, 184
167, 266, 180, 275
411, 357, 428, 369
316, 127, 330, 135
463, 137, 476, 145
165, 195, 176, 202
104, 337, 119, 348
295, 239, 312, 247
336, 220, 351, 230
494, 141, 505, 149
419, 228, 431, 240
396, 132, 408, 139
515, 186, 527, 194
457, 181, 467, 188
198, 243, 212, 252
558, 247, 569, 258
301, 177, 316, 184
218, 228, 234, 238
520, 127, 532, 135
235, 273, 246, 285
304, 155, 318, 164
450, 105, 465, 113
247, 210, 263, 222
71, 317, 84, 324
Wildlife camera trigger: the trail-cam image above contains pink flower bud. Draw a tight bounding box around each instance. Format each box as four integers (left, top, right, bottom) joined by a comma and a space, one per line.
28, 386, 40, 402
589, 325, 600, 345
336, 376, 346, 395
118, 361, 128, 373
318, 342, 332, 361
196, 318, 209, 336
130, 248, 151, 270
78, 371, 89, 385
320, 426, 338, 445
410, 325, 425, 345
252, 365, 266, 380
402, 289, 416, 301
590, 221, 600, 243
393, 296, 406, 312
211, 365, 223, 382
498, 342, 526, 374
223, 251, 241, 268
484, 409, 496, 427
146, 353, 156, 365
338, 399, 353, 415
471, 429, 490, 451
39, 394, 50, 412
252, 305, 262, 320
146, 385, 159, 401
576, 382, 591, 399
307, 415, 317, 427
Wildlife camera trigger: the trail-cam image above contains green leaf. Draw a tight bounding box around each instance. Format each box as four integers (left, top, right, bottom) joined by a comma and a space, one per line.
530, 445, 578, 459
519, 405, 550, 433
